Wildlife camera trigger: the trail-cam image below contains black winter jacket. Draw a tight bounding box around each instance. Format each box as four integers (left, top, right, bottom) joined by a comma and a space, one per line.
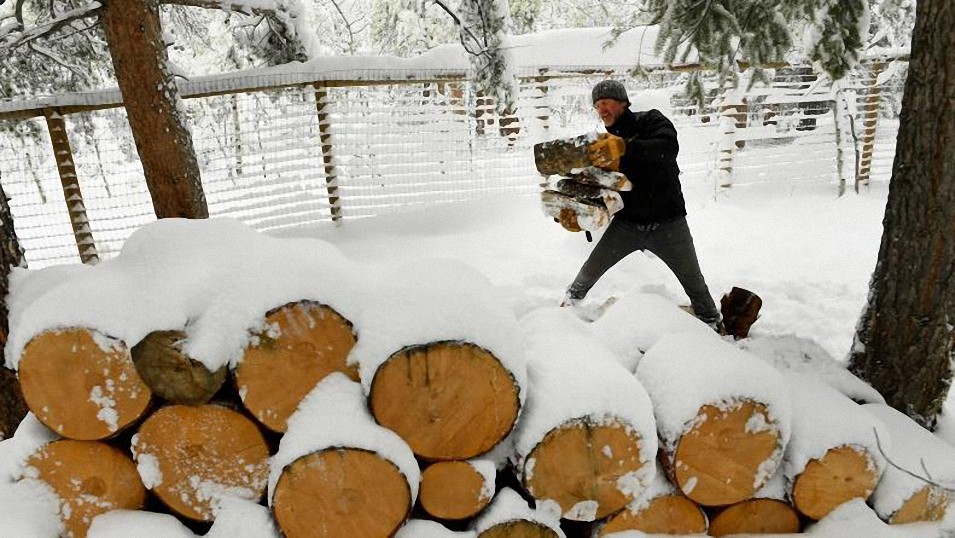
607, 108, 687, 225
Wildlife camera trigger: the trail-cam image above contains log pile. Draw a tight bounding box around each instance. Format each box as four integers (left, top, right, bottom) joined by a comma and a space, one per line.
3, 257, 949, 537
534, 133, 630, 233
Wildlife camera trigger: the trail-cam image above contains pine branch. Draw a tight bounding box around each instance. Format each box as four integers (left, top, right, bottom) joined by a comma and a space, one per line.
162, 0, 277, 16
0, 1, 102, 52
431, 0, 488, 57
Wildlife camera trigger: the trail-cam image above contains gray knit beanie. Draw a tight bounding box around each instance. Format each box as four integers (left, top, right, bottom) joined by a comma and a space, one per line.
591, 80, 629, 105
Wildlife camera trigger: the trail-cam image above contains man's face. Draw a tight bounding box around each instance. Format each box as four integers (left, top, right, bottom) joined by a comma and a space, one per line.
594, 98, 628, 127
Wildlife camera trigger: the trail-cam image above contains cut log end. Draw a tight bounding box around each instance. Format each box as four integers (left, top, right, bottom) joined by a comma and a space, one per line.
598, 495, 707, 535
370, 341, 520, 461
235, 301, 358, 432
792, 445, 879, 520
27, 439, 145, 538
709, 498, 801, 536
477, 520, 562, 538
672, 400, 781, 506
131, 330, 226, 406
19, 328, 152, 440
524, 417, 646, 521
272, 448, 412, 538
420, 461, 492, 520
889, 485, 949, 524
134, 404, 269, 521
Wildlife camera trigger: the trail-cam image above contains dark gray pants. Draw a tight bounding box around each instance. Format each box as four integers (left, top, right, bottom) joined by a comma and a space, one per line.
567, 216, 720, 322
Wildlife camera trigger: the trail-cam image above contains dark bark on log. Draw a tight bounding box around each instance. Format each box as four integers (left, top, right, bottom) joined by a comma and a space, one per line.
100, 0, 209, 219
0, 181, 27, 440
848, 2, 955, 429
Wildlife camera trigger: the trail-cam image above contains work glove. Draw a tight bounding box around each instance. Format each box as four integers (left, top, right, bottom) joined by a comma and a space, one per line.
586, 133, 625, 171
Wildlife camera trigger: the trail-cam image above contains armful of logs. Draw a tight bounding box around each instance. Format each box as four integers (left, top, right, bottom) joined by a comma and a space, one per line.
533, 134, 630, 233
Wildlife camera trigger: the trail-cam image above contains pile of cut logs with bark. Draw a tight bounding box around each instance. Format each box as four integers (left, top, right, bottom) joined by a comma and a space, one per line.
8, 290, 952, 538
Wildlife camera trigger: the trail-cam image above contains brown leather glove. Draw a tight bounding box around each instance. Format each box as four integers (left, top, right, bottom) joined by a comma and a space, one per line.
586, 133, 625, 171
558, 208, 582, 232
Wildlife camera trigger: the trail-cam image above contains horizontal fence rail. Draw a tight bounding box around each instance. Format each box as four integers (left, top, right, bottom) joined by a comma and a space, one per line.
0, 61, 906, 268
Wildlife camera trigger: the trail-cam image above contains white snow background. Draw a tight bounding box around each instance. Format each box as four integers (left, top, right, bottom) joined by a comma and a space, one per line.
2, 101, 955, 537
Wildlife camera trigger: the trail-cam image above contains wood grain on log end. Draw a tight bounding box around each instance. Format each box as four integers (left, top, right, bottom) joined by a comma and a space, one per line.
19, 328, 151, 440
709, 498, 800, 536
524, 417, 646, 521
370, 341, 520, 461
889, 485, 948, 524
420, 461, 492, 520
272, 448, 412, 538
673, 400, 781, 506
133, 404, 269, 521
599, 494, 707, 535
792, 445, 879, 520
28, 439, 145, 538
235, 301, 357, 432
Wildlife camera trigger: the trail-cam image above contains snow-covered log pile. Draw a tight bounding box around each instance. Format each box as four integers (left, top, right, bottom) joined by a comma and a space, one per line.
0, 218, 950, 537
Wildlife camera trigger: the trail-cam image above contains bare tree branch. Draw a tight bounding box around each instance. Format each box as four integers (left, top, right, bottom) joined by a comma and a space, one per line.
431, 0, 489, 57
873, 427, 955, 492
0, 0, 101, 52
162, 0, 276, 17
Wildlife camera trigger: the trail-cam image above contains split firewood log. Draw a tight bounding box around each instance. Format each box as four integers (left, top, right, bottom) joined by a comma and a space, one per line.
17, 328, 152, 440
533, 133, 625, 175
719, 286, 762, 339
566, 166, 632, 191
636, 333, 791, 507
472, 488, 565, 538
234, 301, 358, 432
540, 190, 617, 233
131, 330, 226, 406
419, 459, 495, 520
862, 403, 955, 524
707, 470, 800, 536
596, 473, 707, 535
270, 374, 418, 538
783, 373, 885, 521
515, 309, 656, 521
132, 404, 269, 522
27, 439, 146, 538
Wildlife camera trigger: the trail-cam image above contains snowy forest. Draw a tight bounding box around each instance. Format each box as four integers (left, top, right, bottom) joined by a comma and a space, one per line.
1, 0, 954, 537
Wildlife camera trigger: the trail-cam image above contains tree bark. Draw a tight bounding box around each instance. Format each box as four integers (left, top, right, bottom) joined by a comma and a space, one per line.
0, 181, 28, 440
100, 0, 209, 219
848, 1, 955, 429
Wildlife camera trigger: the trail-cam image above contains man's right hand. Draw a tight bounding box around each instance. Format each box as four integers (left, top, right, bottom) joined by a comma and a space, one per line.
586, 134, 625, 171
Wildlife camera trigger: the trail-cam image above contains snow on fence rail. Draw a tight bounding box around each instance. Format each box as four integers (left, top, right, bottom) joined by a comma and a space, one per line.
0, 62, 905, 268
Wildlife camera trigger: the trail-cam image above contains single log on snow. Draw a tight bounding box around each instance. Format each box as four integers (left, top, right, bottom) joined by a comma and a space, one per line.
131, 330, 226, 405
517, 309, 656, 521
27, 439, 145, 538
419, 460, 495, 520
473, 488, 565, 538
533, 133, 624, 175
235, 301, 358, 432
791, 445, 880, 521
597, 474, 707, 535
271, 374, 418, 538
133, 404, 269, 521
369, 341, 521, 461
709, 498, 800, 536
18, 328, 152, 440
862, 403, 955, 524
636, 334, 791, 507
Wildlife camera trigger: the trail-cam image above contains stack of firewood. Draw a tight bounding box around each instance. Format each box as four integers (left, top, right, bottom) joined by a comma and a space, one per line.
533, 133, 631, 233
6, 264, 952, 537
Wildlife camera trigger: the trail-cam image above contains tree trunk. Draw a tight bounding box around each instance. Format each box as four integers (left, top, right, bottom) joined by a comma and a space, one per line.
419, 460, 494, 521
100, 0, 209, 219
599, 494, 707, 535
790, 445, 880, 520
847, 1, 955, 429
0, 182, 27, 440
708, 498, 801, 536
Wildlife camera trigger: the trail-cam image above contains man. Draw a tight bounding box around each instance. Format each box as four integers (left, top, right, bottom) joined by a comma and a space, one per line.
563, 79, 722, 331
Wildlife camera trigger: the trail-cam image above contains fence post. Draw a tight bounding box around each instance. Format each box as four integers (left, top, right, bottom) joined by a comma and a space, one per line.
312, 84, 342, 222
856, 62, 885, 189
43, 108, 99, 264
